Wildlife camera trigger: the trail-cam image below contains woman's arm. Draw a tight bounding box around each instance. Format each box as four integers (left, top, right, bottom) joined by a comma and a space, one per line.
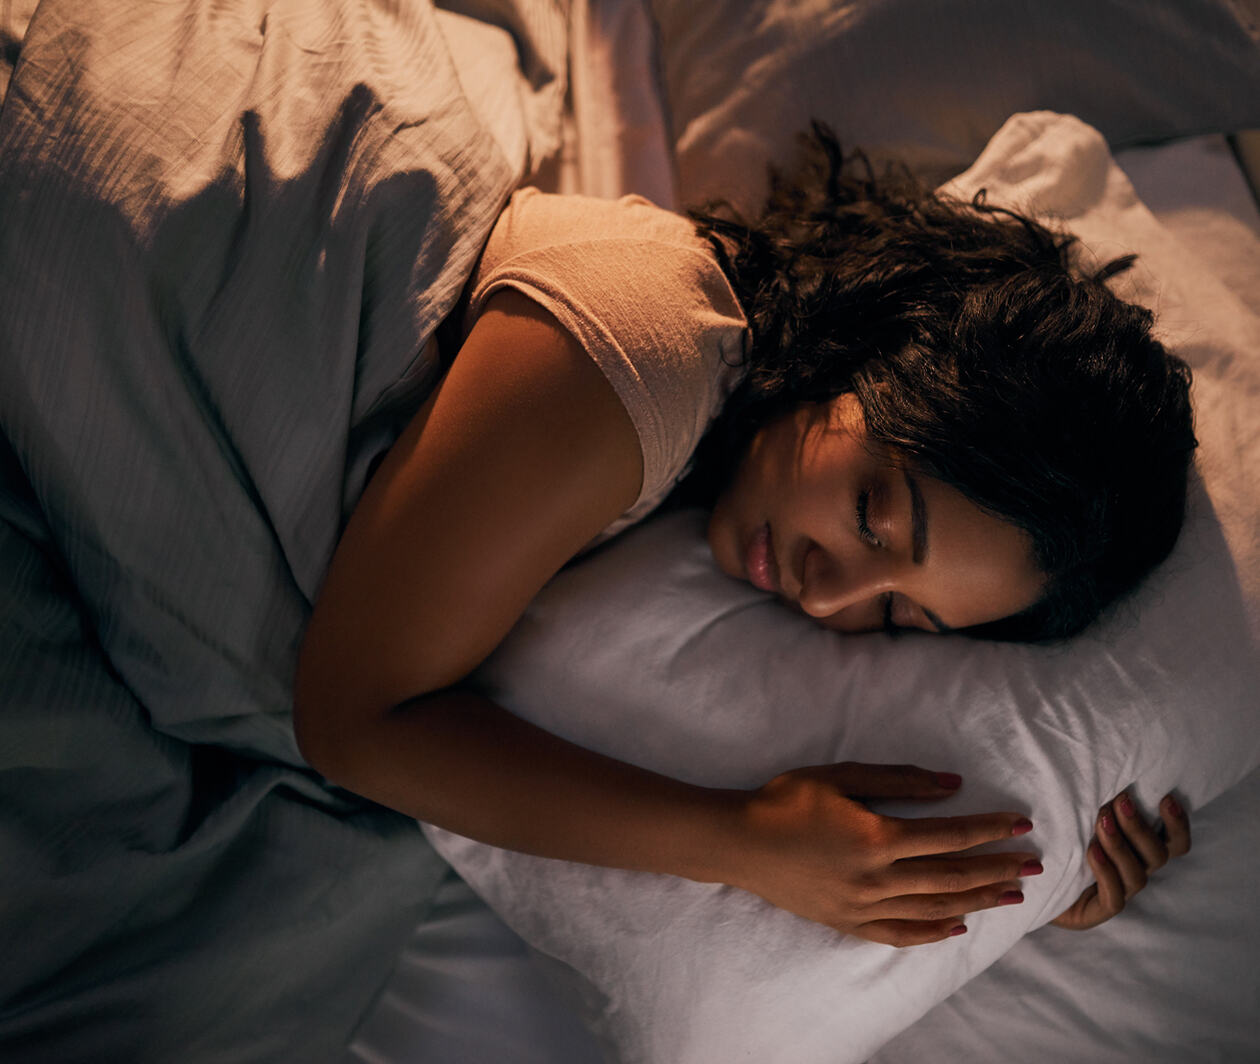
294, 290, 1037, 945
296, 287, 719, 869
295, 289, 644, 731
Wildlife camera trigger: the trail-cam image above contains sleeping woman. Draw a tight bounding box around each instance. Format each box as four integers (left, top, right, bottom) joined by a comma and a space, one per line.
294, 128, 1195, 946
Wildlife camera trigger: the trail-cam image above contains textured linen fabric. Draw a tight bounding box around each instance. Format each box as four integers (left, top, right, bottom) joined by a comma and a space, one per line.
466, 187, 747, 540
0, 0, 567, 1060
426, 113, 1260, 1063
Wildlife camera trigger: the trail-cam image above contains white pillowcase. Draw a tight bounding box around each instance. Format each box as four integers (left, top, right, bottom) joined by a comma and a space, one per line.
425, 113, 1260, 1063
647, 0, 1260, 211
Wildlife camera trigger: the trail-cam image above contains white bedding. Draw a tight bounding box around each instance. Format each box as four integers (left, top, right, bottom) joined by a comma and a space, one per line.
873, 770, 1260, 1062
360, 749, 1260, 1064
422, 113, 1260, 1062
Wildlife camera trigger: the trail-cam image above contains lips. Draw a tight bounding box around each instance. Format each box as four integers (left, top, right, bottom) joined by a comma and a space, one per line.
745, 522, 781, 594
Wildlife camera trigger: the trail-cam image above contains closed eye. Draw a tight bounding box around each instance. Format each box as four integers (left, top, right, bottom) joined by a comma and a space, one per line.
856, 489, 883, 548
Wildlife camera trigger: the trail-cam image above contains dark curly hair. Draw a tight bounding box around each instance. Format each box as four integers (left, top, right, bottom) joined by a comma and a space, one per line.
676, 124, 1197, 642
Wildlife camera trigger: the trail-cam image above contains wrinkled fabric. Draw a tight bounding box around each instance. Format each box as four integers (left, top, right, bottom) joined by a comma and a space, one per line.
0, 0, 566, 1059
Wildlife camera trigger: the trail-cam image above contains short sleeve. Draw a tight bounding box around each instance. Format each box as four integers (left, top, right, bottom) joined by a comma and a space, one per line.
466, 189, 747, 539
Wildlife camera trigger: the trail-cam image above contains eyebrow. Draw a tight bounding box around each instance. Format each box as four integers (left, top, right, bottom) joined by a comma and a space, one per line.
904, 471, 928, 565
903, 471, 954, 634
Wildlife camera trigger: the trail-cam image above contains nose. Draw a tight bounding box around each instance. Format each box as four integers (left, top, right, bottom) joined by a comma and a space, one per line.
796, 540, 897, 619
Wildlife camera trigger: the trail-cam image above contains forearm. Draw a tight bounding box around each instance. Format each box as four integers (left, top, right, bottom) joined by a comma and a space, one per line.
298, 690, 1042, 945
308, 688, 744, 885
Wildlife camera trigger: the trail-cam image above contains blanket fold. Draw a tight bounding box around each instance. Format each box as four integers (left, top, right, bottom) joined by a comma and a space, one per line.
0, 0, 568, 1058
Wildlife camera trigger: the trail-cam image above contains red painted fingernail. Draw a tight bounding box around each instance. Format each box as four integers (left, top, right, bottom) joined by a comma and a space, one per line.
1011, 818, 1033, 836
1118, 794, 1136, 817
1088, 840, 1105, 861
1101, 812, 1117, 836
935, 772, 963, 790
1164, 795, 1184, 819
1019, 859, 1044, 877
949, 924, 968, 937
998, 890, 1024, 906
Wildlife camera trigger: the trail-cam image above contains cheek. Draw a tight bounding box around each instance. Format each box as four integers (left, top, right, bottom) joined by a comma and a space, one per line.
811, 597, 885, 634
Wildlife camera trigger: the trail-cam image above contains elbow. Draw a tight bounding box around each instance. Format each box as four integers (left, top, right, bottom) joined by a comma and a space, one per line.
292, 619, 447, 783
292, 625, 374, 783
292, 687, 344, 783
292, 650, 369, 785
291, 656, 409, 788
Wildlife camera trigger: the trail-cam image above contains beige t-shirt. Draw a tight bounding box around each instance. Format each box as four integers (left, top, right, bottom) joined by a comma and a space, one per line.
465, 188, 748, 541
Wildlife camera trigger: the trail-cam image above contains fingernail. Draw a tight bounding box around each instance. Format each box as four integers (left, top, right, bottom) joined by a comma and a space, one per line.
1164, 795, 1184, 819
1011, 818, 1033, 837
998, 890, 1024, 906
1088, 840, 1105, 861
949, 924, 968, 937
1118, 794, 1136, 817
935, 772, 963, 790
1100, 811, 1117, 836
1019, 859, 1044, 877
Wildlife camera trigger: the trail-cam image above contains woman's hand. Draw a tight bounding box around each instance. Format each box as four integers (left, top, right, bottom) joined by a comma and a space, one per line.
1051, 791, 1191, 931
726, 762, 1042, 947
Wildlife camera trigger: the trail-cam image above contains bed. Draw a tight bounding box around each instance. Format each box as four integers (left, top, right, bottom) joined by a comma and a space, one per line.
355, 123, 1260, 1063
1, 1, 1258, 1062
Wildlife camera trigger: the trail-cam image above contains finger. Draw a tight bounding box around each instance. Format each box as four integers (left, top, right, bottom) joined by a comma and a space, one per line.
1161, 793, 1192, 857
1055, 837, 1128, 931
1088, 835, 1126, 918
866, 881, 1025, 922
885, 812, 1034, 860
1096, 803, 1148, 897
884, 852, 1044, 896
1051, 884, 1098, 930
856, 918, 969, 948
829, 762, 964, 800
1113, 792, 1169, 871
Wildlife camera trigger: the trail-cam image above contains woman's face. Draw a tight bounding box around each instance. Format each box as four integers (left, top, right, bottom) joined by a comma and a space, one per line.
707, 394, 1045, 634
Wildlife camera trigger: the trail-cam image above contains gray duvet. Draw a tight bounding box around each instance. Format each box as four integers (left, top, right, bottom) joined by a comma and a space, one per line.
0, 0, 567, 1059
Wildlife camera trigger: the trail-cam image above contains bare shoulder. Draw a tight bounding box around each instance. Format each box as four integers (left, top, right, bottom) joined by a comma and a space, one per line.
294, 288, 643, 764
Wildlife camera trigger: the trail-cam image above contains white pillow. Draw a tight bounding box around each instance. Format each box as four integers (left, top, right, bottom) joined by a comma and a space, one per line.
647, 0, 1260, 211
425, 113, 1260, 1063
